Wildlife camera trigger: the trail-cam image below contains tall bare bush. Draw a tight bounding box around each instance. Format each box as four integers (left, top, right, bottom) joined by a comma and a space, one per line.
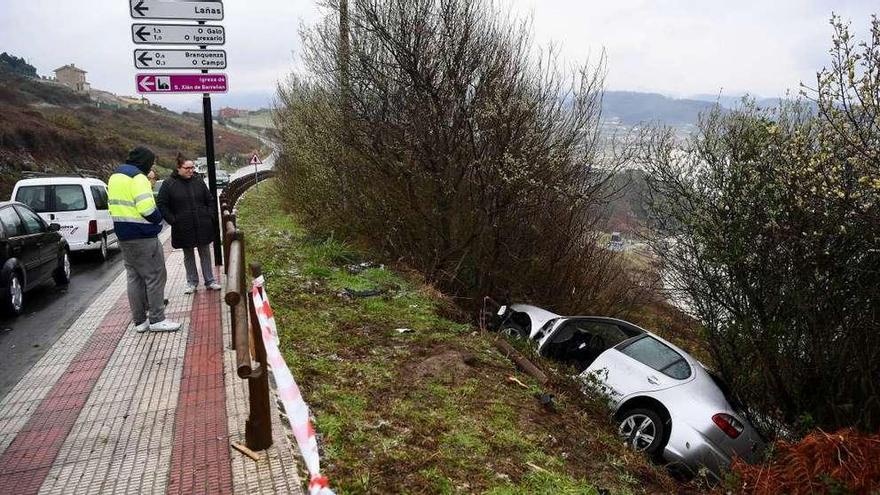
275, 0, 652, 315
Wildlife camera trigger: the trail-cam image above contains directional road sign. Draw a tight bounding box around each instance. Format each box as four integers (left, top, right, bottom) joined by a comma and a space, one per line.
130, 0, 223, 21
134, 49, 227, 70
132, 24, 225, 45
136, 74, 228, 94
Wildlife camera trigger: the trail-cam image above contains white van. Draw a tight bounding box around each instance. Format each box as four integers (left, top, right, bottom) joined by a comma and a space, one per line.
11, 177, 118, 260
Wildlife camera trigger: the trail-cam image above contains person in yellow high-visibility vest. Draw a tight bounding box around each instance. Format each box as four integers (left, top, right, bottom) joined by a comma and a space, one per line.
108, 146, 180, 333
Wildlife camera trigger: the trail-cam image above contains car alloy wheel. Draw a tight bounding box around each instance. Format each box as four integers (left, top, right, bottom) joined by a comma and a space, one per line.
618, 408, 664, 454
63, 252, 71, 280
9, 274, 23, 314
54, 250, 71, 286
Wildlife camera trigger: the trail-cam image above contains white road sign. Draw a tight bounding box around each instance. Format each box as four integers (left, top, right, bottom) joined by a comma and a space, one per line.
134, 49, 227, 70
132, 24, 225, 45
130, 0, 223, 21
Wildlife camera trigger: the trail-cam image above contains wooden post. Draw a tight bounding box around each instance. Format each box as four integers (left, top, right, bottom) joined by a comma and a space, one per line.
245, 258, 273, 450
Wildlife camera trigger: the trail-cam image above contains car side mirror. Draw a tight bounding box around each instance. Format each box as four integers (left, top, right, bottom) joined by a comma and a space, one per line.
49, 223, 61, 232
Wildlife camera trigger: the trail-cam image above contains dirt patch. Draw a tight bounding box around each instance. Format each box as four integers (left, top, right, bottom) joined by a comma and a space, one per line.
404, 346, 479, 386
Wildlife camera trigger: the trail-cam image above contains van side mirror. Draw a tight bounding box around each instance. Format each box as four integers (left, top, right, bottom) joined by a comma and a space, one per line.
49, 223, 61, 232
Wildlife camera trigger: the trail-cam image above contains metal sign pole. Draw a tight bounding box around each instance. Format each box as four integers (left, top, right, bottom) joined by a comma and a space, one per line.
199, 19, 223, 266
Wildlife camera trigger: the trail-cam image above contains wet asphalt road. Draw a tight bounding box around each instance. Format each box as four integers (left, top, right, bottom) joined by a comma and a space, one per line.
0, 249, 126, 399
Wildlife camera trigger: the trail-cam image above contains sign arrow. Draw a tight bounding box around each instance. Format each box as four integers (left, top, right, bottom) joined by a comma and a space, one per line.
133, 0, 149, 17
135, 74, 228, 94
129, 0, 223, 21
133, 49, 227, 70
131, 23, 225, 46
134, 26, 150, 42
137, 76, 154, 92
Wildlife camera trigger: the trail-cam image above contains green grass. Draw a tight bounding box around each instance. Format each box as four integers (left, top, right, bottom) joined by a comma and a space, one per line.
236, 180, 683, 494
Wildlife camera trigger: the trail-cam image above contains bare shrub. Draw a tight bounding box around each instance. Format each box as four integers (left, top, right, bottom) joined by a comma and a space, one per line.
275, 0, 652, 315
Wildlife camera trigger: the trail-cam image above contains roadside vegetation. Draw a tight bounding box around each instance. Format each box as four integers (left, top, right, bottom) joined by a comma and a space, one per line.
637, 15, 880, 494
268, 1, 878, 492
638, 15, 880, 436
237, 181, 692, 494
274, 0, 655, 320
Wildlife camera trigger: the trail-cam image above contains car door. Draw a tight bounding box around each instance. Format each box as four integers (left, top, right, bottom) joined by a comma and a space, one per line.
0, 206, 36, 285
15, 205, 55, 283
584, 334, 694, 403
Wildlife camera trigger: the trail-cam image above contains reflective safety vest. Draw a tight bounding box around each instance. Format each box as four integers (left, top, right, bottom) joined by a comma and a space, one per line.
107, 164, 163, 241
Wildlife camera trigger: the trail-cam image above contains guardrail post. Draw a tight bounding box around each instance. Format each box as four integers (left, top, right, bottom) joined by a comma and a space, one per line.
245, 261, 273, 450
219, 170, 277, 450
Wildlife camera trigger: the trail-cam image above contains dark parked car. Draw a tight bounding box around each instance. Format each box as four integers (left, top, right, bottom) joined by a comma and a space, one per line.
215, 170, 230, 188
0, 201, 70, 315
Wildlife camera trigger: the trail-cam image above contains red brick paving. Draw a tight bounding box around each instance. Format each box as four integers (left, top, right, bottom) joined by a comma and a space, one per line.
166, 268, 233, 495
0, 291, 131, 494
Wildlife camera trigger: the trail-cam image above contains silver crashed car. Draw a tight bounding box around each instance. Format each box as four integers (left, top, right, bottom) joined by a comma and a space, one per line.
492, 304, 765, 480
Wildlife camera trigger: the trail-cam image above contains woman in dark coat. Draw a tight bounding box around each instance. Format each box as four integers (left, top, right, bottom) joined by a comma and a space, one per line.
157, 153, 221, 293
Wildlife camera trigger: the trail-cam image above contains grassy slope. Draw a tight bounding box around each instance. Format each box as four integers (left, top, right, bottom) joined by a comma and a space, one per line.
238, 181, 700, 495
228, 109, 274, 130
0, 73, 261, 197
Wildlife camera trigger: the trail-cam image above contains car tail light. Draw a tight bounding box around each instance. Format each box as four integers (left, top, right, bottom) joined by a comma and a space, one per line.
713, 413, 744, 438
88, 220, 97, 236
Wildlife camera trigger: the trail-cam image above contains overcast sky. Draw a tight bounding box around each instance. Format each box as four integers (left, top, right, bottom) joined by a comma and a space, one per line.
0, 1, 876, 111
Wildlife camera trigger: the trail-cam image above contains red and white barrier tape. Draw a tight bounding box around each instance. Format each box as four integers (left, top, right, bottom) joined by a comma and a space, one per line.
252, 275, 335, 495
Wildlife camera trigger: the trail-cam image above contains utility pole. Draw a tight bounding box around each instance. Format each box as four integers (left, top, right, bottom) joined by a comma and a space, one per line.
339, 0, 350, 111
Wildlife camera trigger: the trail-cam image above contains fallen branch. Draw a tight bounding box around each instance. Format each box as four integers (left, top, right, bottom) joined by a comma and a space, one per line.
493, 338, 548, 384
231, 441, 261, 461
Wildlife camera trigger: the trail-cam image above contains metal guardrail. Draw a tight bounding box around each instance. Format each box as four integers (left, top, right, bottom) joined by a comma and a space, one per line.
219, 170, 276, 451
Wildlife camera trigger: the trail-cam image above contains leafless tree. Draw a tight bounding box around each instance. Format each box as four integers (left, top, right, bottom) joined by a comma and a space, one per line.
275, 0, 652, 315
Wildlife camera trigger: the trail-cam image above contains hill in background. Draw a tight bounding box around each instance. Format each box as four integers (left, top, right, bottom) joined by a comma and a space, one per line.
0, 71, 262, 198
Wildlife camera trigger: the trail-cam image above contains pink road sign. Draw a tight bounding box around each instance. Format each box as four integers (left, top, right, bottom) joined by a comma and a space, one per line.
135, 73, 228, 94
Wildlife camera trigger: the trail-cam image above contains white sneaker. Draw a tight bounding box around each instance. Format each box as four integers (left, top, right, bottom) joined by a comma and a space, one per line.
134, 320, 150, 333
149, 320, 181, 332
184, 284, 197, 294
206, 282, 222, 291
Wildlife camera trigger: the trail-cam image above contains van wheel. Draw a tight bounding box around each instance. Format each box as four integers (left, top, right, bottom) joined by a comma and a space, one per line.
2, 272, 24, 316
96, 234, 108, 261
54, 250, 71, 285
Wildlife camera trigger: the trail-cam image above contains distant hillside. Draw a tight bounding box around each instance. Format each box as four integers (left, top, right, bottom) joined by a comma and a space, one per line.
0, 72, 261, 198
601, 91, 715, 127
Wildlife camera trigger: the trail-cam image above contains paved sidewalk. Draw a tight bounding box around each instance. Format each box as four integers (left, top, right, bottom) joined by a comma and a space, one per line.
0, 234, 304, 495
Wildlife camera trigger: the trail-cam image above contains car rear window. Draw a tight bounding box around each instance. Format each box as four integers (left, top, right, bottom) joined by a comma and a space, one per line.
620, 335, 691, 380
54, 185, 87, 211
15, 186, 50, 213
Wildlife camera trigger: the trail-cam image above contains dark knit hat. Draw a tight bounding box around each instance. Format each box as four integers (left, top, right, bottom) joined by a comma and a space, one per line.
126, 146, 156, 174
